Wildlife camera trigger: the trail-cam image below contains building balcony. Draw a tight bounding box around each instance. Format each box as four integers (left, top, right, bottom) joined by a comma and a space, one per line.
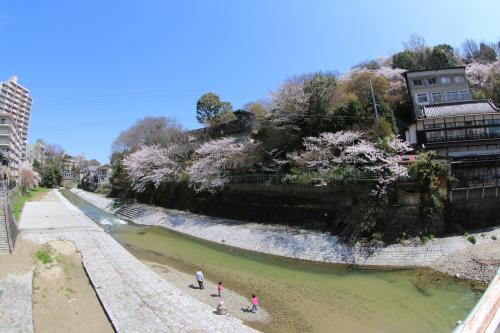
424, 131, 500, 144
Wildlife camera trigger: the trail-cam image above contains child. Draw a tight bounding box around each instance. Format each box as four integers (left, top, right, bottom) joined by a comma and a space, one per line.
217, 282, 224, 297
251, 294, 259, 313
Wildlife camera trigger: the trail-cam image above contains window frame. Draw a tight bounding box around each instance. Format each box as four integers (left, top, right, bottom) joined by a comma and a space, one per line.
427, 77, 437, 85
416, 93, 429, 105
445, 91, 459, 102
413, 79, 423, 86
440, 76, 452, 84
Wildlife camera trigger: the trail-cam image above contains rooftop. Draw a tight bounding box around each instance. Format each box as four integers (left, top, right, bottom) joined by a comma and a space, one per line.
418, 100, 500, 119
402, 66, 466, 77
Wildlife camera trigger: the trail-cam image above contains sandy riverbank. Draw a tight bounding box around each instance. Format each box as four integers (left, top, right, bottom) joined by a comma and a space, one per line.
70, 189, 500, 283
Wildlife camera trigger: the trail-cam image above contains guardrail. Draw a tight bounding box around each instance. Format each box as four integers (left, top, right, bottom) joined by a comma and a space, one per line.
453, 268, 500, 333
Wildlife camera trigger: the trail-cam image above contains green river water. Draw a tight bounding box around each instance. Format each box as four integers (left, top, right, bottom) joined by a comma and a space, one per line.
61, 189, 482, 333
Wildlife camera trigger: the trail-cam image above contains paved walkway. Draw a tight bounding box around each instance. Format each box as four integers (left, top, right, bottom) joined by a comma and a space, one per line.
0, 271, 34, 333
21, 190, 257, 333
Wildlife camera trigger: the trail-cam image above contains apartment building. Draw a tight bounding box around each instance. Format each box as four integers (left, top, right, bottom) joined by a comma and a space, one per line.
403, 67, 500, 191
0, 76, 33, 159
0, 113, 23, 179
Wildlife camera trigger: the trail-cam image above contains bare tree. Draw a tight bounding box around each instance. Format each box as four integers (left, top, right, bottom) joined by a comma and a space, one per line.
112, 117, 186, 153
403, 34, 426, 53
462, 39, 479, 60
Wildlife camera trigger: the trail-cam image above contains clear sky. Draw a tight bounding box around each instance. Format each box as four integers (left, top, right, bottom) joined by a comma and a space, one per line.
1, 0, 499, 163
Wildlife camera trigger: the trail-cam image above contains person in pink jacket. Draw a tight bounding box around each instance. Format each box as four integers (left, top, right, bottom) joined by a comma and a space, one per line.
251, 294, 259, 313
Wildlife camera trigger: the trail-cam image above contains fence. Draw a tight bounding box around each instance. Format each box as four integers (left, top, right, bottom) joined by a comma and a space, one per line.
1, 191, 18, 253
228, 172, 380, 184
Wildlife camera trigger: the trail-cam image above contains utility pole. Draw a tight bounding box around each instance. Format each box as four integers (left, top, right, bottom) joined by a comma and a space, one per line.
369, 78, 379, 123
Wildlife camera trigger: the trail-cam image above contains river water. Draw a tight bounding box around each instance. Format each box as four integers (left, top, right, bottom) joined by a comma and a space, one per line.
60, 189, 481, 333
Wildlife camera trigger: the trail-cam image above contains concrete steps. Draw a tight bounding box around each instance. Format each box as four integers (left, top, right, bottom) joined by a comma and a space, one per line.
115, 205, 145, 220
0, 196, 9, 254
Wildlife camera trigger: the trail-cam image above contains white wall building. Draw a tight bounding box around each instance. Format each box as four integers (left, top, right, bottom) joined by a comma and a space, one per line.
0, 113, 23, 179
0, 76, 33, 160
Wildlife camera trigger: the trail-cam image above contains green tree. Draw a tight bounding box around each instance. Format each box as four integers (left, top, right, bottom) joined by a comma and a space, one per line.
392, 51, 416, 70
478, 43, 497, 62
196, 93, 232, 124
39, 164, 62, 188
427, 47, 456, 69
409, 152, 448, 215
302, 72, 337, 135
32, 159, 41, 172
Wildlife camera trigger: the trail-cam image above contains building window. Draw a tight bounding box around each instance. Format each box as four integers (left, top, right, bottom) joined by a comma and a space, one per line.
0, 119, 4, 124
454, 75, 465, 83
413, 79, 423, 86
440, 76, 452, 84
427, 77, 437, 85
459, 91, 470, 101
416, 93, 429, 104
431, 92, 444, 103
445, 91, 459, 102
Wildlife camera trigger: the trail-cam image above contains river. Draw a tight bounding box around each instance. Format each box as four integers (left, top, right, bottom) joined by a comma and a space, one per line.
60, 189, 481, 333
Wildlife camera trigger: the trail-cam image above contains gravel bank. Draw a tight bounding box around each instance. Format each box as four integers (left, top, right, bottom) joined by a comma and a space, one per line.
70, 189, 500, 282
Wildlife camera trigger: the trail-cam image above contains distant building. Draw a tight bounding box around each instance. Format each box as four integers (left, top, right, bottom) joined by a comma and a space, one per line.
187, 110, 257, 143
27, 139, 46, 167
403, 66, 500, 192
0, 76, 33, 160
403, 66, 472, 117
97, 165, 112, 185
0, 113, 23, 179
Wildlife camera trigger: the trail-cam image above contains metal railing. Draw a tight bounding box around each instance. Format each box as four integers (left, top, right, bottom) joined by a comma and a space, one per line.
228, 172, 380, 184
1, 191, 17, 253
426, 131, 500, 143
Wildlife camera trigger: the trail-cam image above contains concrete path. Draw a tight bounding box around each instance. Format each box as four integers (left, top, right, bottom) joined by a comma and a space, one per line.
21, 190, 257, 333
0, 271, 34, 333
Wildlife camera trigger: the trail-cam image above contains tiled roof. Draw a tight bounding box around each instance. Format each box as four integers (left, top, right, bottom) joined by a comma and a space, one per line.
418, 100, 499, 119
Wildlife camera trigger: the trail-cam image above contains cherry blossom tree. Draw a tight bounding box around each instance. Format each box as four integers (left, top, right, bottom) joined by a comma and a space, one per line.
293, 131, 409, 196
187, 138, 258, 193
270, 79, 310, 123
20, 161, 40, 192
123, 145, 184, 192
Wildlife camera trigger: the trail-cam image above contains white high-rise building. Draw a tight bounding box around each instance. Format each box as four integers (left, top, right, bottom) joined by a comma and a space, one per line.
0, 76, 33, 160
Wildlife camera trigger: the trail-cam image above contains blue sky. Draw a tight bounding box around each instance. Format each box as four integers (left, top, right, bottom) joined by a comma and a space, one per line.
1, 0, 499, 163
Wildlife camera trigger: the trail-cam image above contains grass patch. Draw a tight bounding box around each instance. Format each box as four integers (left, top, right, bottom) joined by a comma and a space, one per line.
35, 249, 53, 264
467, 235, 476, 244
11, 187, 49, 221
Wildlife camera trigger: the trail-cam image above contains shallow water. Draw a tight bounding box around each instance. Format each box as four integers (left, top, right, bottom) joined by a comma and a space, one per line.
61, 189, 481, 333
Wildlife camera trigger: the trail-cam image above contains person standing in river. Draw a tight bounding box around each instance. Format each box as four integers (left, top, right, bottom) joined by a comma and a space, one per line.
195, 269, 204, 289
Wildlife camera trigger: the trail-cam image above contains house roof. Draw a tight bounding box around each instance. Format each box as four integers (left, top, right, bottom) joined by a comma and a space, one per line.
402, 66, 466, 76
418, 100, 500, 119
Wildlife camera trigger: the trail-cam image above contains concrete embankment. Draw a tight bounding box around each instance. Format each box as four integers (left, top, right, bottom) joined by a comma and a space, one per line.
20, 190, 258, 333
71, 188, 500, 282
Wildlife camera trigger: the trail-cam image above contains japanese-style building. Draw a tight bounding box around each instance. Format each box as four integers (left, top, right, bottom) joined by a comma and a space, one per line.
403, 66, 500, 197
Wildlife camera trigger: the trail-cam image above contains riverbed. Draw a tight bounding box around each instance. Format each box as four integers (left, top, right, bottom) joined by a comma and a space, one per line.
61, 189, 481, 333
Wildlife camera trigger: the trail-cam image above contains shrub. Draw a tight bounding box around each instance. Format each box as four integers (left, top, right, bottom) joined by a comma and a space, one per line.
467, 235, 476, 244
492, 235, 498, 241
